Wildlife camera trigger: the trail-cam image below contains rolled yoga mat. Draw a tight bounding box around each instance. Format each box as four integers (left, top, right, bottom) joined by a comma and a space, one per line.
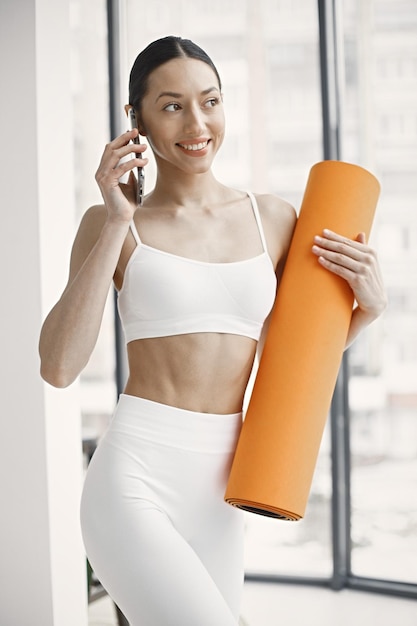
225, 160, 380, 521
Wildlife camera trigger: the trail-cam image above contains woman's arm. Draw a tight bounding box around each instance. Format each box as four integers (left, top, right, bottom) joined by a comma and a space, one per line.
39, 210, 129, 387
39, 129, 147, 387
311, 230, 387, 349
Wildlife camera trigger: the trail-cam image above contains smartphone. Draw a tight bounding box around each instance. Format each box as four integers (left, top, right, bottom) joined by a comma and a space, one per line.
129, 108, 145, 206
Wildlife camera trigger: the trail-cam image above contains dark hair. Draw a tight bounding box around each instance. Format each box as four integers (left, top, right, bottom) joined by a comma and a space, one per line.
128, 36, 222, 112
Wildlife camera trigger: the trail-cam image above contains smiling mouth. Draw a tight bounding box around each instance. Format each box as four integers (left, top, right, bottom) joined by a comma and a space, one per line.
177, 140, 210, 151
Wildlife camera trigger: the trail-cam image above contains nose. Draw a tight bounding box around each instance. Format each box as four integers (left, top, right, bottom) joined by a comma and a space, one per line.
183, 104, 205, 136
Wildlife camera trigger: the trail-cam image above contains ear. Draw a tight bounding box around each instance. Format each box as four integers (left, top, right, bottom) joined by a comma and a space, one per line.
124, 104, 147, 137
137, 114, 147, 137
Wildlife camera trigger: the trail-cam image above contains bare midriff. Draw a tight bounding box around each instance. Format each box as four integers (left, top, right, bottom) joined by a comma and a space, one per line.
123, 333, 257, 414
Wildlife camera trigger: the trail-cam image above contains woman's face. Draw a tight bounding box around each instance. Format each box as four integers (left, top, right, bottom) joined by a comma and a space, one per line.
138, 57, 225, 175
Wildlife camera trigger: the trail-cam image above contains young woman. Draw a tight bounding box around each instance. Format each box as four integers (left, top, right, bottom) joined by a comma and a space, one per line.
39, 36, 386, 625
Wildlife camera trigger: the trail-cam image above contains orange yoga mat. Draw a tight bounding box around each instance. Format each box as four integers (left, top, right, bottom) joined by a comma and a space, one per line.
225, 160, 380, 521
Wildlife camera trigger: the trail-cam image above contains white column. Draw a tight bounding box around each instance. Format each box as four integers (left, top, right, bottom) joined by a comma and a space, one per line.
0, 1, 88, 624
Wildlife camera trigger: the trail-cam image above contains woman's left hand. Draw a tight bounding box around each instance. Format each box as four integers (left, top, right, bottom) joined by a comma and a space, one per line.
312, 229, 387, 320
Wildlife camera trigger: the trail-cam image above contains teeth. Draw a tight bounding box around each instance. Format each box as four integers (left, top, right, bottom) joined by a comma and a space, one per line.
179, 141, 208, 151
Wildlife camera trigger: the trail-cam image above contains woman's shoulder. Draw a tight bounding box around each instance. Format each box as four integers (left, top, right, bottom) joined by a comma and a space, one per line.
69, 204, 109, 264
78, 203, 108, 230
253, 192, 296, 223
252, 192, 297, 240
250, 193, 297, 270
74, 203, 108, 243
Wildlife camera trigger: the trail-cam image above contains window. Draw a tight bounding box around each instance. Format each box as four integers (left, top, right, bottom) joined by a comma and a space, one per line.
70, 0, 117, 457
105, 0, 417, 596
342, 0, 417, 587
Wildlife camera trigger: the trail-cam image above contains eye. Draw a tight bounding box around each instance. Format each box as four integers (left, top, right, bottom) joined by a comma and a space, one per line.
204, 97, 221, 108
163, 102, 181, 112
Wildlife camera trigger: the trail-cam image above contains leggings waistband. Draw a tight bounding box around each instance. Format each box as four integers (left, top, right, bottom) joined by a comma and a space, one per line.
109, 394, 243, 453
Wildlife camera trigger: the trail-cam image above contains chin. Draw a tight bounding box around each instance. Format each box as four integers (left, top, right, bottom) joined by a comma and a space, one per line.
187, 164, 214, 176
177, 156, 215, 175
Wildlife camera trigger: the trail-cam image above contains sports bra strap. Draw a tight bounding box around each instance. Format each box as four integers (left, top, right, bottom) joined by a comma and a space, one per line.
129, 192, 267, 252
247, 191, 268, 253
130, 219, 142, 245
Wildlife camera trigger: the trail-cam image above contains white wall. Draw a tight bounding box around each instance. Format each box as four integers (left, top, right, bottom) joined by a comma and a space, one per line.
0, 0, 88, 624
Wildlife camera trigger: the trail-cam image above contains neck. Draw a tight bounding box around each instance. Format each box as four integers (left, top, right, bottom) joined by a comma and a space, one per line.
147, 166, 225, 211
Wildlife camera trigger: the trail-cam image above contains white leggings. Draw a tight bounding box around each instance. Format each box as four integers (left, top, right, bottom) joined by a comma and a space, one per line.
80, 394, 244, 626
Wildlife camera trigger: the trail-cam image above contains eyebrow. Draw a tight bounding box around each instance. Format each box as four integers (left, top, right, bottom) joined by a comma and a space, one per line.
155, 86, 219, 103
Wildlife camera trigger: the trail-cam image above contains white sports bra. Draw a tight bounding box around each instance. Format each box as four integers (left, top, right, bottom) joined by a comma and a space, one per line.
117, 192, 277, 343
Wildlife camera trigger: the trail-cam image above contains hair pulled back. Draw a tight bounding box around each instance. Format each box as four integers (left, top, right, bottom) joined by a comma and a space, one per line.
128, 36, 222, 112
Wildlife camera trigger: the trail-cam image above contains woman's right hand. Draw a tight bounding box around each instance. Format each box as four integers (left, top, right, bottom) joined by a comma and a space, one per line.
95, 128, 148, 224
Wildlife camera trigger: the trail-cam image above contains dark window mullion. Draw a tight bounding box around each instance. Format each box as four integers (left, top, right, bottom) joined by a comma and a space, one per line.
317, 0, 352, 590
107, 0, 129, 397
